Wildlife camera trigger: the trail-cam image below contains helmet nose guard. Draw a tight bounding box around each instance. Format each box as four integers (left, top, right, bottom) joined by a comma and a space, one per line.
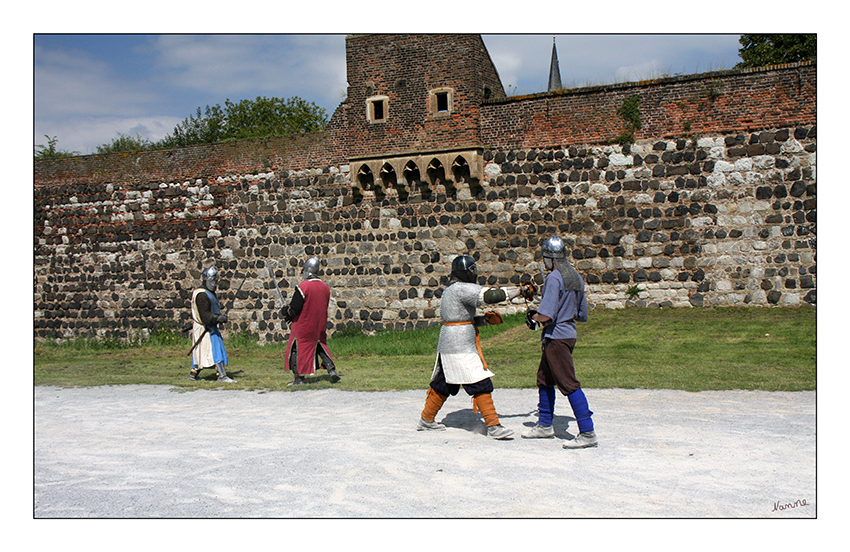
201, 266, 218, 291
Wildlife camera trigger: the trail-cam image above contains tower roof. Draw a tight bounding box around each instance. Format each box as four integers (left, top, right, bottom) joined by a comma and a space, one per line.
548, 36, 562, 92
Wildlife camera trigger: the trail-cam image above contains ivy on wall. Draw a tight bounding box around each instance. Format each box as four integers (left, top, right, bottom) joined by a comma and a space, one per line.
612, 95, 642, 146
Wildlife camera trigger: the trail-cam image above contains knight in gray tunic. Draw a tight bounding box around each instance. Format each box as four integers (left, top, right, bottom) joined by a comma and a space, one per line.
417, 255, 521, 439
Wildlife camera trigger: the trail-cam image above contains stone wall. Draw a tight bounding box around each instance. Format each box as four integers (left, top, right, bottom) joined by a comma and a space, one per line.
34, 57, 816, 344
33, 127, 816, 344
480, 129, 816, 310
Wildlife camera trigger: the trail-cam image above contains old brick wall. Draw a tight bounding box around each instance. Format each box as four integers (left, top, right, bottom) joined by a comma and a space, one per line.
340, 34, 505, 159
34, 56, 816, 344
480, 62, 816, 149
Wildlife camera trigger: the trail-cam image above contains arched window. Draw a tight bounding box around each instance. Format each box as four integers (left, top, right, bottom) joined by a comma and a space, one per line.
403, 160, 421, 186
426, 158, 445, 186
452, 155, 471, 183
357, 164, 375, 188
380, 163, 397, 188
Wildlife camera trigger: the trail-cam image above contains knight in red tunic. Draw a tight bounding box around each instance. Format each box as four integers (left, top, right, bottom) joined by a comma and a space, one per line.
282, 256, 340, 386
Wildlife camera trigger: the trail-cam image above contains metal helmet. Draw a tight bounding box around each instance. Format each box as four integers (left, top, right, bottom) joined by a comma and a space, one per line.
451, 254, 478, 283
541, 235, 567, 259
542, 235, 582, 291
201, 266, 218, 291
302, 256, 320, 280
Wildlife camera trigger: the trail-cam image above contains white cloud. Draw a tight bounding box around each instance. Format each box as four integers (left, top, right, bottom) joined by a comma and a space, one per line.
35, 41, 180, 154
148, 35, 347, 113
614, 60, 668, 83
35, 115, 184, 156
35, 44, 156, 119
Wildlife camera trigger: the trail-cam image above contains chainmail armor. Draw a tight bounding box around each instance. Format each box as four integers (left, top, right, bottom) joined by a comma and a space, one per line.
554, 257, 582, 291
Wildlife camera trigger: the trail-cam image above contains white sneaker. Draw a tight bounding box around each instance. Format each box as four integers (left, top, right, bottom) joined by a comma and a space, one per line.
521, 424, 555, 439
563, 431, 598, 449
417, 418, 446, 431
486, 425, 514, 440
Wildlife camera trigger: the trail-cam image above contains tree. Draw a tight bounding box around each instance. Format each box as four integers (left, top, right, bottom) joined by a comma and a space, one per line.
34, 135, 79, 159
80, 95, 330, 154
96, 133, 155, 154
156, 104, 226, 148
735, 34, 816, 69
156, 96, 328, 148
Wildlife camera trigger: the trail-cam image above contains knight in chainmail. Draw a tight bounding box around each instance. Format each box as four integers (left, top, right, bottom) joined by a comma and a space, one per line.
417, 254, 521, 440
282, 256, 340, 386
188, 266, 235, 383
522, 235, 598, 448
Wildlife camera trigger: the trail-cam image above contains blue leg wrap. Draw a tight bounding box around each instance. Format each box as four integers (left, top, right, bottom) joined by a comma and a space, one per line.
537, 386, 556, 426
567, 388, 594, 433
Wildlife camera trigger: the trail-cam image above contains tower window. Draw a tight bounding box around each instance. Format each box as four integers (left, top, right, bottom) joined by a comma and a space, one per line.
366, 95, 388, 123
428, 87, 454, 117
436, 92, 449, 112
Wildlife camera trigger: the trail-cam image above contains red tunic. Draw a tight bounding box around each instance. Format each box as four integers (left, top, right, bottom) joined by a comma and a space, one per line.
285, 278, 332, 375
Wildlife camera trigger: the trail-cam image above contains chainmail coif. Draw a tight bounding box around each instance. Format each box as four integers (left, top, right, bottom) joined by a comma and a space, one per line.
553, 257, 582, 291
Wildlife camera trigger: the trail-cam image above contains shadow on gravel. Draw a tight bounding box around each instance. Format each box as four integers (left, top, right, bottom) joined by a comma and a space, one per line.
439, 408, 576, 440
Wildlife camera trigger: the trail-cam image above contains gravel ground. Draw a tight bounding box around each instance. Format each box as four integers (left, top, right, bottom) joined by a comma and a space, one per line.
33, 385, 816, 519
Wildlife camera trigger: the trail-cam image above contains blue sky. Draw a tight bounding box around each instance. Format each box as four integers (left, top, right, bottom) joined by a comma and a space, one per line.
34, 34, 746, 155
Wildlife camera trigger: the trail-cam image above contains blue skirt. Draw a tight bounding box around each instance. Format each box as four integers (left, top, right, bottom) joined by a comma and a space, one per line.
191, 326, 228, 369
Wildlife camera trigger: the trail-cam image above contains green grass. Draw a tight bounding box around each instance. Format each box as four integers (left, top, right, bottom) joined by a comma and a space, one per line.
573, 307, 816, 391
33, 307, 816, 392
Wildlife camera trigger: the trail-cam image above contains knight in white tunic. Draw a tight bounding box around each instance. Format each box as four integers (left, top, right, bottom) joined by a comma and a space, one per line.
417, 255, 521, 439
188, 266, 235, 383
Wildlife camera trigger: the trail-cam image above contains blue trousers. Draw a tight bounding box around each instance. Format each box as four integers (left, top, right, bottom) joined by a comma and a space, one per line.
537, 385, 594, 433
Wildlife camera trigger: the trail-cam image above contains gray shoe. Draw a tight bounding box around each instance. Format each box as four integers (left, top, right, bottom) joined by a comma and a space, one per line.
563, 430, 598, 449
188, 370, 200, 381
217, 376, 236, 383
486, 425, 514, 440
521, 424, 555, 439
417, 418, 446, 431
328, 368, 341, 383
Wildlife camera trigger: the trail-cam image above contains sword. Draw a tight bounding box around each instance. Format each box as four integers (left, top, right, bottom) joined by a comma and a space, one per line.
187, 272, 248, 356
267, 260, 287, 306
538, 261, 547, 296
521, 261, 550, 331
265, 260, 291, 328
223, 274, 248, 314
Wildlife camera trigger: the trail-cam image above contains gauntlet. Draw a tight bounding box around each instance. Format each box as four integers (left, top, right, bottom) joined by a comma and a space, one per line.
520, 281, 537, 301
483, 311, 503, 325
526, 309, 540, 330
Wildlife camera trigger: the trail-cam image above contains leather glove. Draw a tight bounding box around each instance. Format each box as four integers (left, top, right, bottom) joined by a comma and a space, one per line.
526, 309, 540, 330
483, 311, 503, 325
215, 313, 228, 324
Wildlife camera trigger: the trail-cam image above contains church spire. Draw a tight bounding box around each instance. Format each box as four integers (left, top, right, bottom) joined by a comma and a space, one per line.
548, 36, 562, 92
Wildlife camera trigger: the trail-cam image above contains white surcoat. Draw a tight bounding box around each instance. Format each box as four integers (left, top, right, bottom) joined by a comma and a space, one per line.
191, 288, 217, 369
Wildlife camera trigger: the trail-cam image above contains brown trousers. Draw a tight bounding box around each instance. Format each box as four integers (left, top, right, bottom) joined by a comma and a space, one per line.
537, 338, 581, 396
